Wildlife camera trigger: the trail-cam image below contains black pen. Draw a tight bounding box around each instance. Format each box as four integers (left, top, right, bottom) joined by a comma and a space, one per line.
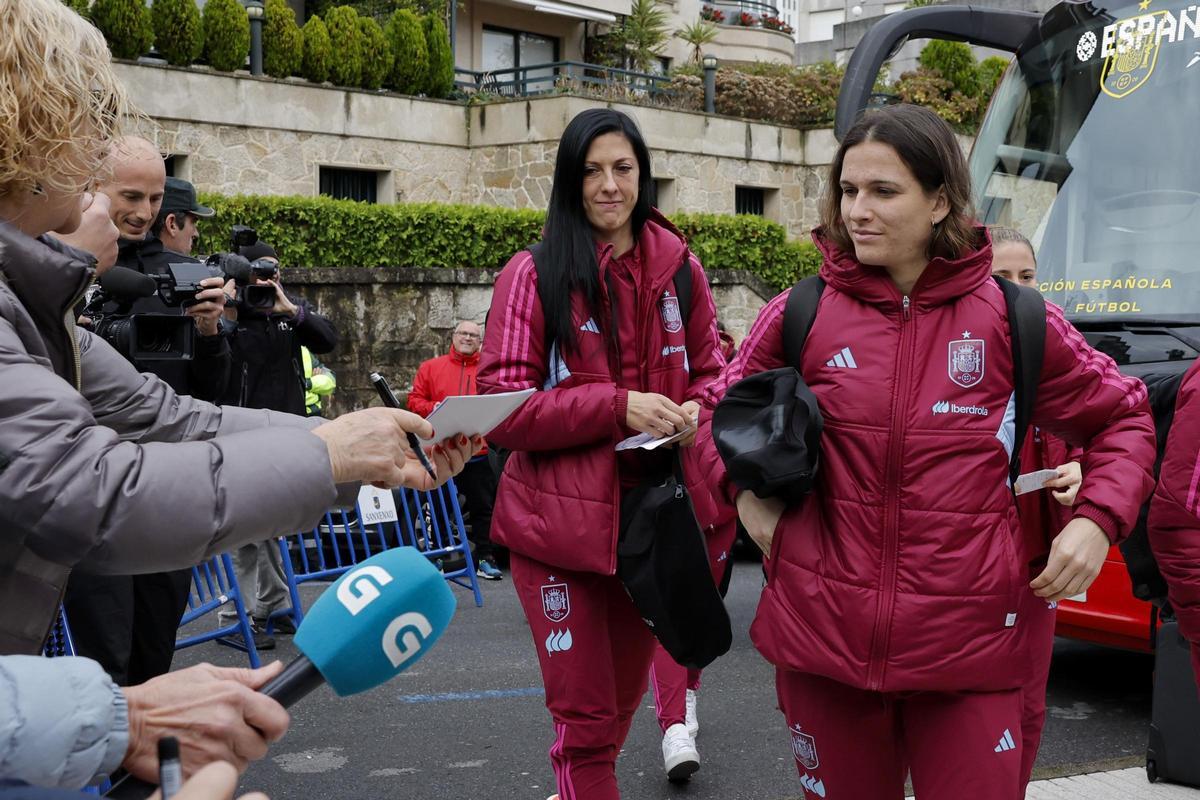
369, 371, 438, 484
157, 737, 182, 800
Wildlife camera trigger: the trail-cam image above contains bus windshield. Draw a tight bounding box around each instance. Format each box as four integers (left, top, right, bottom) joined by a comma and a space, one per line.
970, 0, 1200, 323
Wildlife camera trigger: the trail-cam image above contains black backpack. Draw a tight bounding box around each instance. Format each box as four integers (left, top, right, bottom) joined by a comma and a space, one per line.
780, 274, 1047, 486
1121, 369, 1188, 608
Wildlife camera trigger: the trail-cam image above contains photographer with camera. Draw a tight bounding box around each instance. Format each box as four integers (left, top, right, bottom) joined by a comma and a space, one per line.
65, 158, 231, 689
215, 241, 339, 645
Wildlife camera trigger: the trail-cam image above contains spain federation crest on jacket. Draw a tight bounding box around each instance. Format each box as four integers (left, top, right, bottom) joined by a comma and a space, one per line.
541, 581, 570, 622
660, 291, 683, 333
948, 333, 985, 388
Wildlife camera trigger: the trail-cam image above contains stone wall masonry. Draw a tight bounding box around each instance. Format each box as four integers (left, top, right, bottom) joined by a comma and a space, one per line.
117, 63, 843, 237
282, 267, 774, 417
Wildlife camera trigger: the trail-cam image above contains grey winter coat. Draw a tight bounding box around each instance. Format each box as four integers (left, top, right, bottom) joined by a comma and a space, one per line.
0, 655, 128, 788
0, 221, 348, 654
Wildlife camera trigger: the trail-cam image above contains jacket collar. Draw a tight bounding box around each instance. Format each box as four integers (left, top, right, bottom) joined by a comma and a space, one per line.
813, 225, 993, 312
596, 210, 688, 293
0, 220, 95, 327
448, 345, 480, 366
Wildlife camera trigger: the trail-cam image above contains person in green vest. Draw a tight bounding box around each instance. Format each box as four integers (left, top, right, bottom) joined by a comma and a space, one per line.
303, 346, 337, 416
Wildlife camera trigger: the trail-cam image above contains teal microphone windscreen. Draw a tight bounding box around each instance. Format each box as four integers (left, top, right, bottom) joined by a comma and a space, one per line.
292, 547, 457, 696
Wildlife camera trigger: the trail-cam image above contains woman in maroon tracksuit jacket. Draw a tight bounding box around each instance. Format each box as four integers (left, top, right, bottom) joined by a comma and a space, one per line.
690, 104, 1157, 800
1148, 359, 1200, 687
477, 109, 725, 800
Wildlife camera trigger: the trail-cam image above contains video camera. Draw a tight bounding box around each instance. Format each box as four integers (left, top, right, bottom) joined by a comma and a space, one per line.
84, 225, 272, 362
83, 262, 225, 362
209, 225, 276, 311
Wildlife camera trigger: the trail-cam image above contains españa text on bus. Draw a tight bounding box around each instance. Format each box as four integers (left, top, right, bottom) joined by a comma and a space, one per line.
1100, 7, 1200, 58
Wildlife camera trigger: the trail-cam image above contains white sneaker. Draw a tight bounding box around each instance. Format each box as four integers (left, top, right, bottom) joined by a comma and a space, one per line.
661, 722, 700, 781
685, 688, 699, 739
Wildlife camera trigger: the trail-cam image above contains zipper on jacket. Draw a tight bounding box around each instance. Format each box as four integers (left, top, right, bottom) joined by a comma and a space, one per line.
866, 293, 915, 690
63, 277, 93, 389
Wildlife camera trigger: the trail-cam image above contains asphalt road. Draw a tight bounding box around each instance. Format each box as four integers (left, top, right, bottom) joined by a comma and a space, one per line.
174, 557, 1160, 800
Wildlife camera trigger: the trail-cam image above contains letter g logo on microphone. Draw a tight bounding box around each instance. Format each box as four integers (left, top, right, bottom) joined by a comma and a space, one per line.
383, 612, 434, 668
336, 565, 394, 616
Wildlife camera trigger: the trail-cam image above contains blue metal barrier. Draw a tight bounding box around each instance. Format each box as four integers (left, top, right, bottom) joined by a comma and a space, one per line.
276, 479, 484, 623
174, 553, 262, 668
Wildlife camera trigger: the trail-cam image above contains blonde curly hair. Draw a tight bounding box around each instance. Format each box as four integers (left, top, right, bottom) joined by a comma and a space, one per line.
0, 0, 132, 199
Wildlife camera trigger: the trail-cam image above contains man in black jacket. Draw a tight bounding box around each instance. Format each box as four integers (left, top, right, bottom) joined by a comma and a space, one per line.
65, 143, 231, 686
220, 241, 338, 414
216, 241, 339, 643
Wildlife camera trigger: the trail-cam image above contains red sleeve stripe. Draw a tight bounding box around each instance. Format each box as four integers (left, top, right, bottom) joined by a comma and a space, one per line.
497, 252, 537, 388
1045, 304, 1148, 409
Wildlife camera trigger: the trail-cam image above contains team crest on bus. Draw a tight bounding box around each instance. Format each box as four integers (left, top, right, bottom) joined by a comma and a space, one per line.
1101, 11, 1164, 98
660, 293, 683, 333
949, 335, 985, 388
790, 724, 820, 770
541, 582, 570, 622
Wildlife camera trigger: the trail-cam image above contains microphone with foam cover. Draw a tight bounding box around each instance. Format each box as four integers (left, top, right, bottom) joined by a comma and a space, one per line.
260, 546, 457, 705
104, 548, 456, 799
98, 266, 158, 298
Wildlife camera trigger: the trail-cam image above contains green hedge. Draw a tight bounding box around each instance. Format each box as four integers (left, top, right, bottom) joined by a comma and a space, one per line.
263, 0, 304, 78
151, 0, 203, 67
324, 6, 364, 88
91, 0, 153, 60
201, 0, 250, 72
196, 195, 821, 291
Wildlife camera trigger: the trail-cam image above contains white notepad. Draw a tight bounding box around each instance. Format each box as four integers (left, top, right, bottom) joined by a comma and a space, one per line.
419, 389, 535, 446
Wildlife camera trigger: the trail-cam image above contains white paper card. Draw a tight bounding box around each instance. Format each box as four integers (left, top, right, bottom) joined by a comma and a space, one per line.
419, 388, 535, 446
358, 485, 398, 524
1014, 469, 1059, 496
615, 416, 698, 452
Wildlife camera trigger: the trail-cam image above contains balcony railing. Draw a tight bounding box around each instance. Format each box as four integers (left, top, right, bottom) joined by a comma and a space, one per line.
701, 1, 794, 33
455, 61, 674, 101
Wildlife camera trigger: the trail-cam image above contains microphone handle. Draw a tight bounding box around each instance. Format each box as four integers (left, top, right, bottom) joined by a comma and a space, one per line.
260, 654, 326, 708
105, 657, 324, 798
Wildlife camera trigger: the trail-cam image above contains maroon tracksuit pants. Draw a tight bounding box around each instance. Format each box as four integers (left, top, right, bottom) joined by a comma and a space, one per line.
1018, 588, 1058, 794
776, 670, 1024, 799
511, 551, 657, 800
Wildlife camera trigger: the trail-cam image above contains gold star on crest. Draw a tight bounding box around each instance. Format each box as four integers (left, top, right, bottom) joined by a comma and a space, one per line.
1139, 0, 1151, 10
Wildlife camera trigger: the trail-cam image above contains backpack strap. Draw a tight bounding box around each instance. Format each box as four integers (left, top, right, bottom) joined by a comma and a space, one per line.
994, 275, 1047, 486
781, 276, 827, 372
673, 253, 693, 327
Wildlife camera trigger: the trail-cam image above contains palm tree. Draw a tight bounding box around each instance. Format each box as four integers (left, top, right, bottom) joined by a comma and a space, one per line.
675, 19, 719, 64
622, 0, 669, 73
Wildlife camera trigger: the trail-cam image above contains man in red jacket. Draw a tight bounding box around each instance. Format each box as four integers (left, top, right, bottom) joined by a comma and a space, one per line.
1148, 359, 1200, 687
409, 321, 503, 579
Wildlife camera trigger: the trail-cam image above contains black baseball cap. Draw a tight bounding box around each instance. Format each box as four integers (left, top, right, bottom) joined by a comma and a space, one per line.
161, 177, 215, 219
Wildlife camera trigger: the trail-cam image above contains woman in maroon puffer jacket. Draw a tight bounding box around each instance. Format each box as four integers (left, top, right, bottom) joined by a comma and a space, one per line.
477, 108, 725, 800
691, 104, 1157, 800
